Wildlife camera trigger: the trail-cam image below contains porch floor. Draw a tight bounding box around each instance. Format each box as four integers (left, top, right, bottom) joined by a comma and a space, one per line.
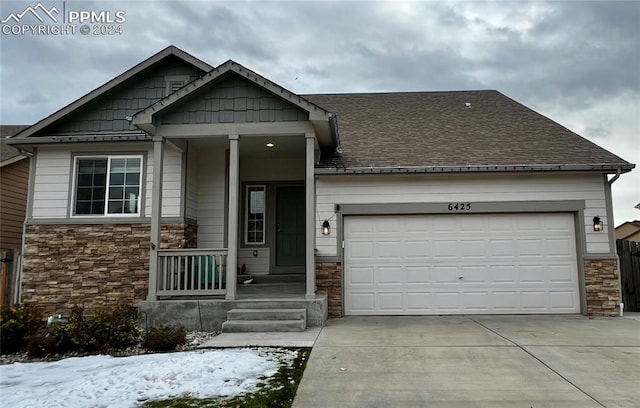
236, 283, 305, 299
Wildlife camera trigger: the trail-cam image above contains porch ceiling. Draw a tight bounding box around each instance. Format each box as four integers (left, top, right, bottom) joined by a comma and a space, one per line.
187, 134, 305, 159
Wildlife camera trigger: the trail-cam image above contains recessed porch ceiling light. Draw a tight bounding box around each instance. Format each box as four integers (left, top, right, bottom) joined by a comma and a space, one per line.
266, 142, 275, 148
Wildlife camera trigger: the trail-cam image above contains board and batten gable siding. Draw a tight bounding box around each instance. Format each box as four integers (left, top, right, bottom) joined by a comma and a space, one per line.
31, 144, 183, 219
316, 173, 611, 257
0, 158, 29, 248
46, 58, 204, 134
161, 75, 309, 125
196, 148, 226, 248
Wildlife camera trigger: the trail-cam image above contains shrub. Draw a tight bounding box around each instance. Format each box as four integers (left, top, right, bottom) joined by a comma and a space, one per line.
143, 325, 187, 352
64, 304, 141, 353
1, 304, 44, 354
87, 304, 141, 351
26, 325, 73, 358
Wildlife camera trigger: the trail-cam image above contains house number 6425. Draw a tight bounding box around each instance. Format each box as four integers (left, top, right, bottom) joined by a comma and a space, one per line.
447, 202, 471, 211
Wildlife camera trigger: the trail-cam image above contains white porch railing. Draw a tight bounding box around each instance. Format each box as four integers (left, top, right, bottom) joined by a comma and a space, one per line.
156, 249, 227, 297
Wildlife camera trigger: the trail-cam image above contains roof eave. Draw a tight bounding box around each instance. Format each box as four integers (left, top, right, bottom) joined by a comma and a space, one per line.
0, 155, 28, 167
315, 163, 636, 175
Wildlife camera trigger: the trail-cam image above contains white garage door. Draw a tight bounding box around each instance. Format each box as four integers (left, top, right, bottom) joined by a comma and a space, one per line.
344, 213, 580, 315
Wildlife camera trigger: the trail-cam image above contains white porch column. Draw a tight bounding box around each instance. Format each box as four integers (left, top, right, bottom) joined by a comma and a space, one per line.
147, 136, 164, 301
305, 133, 316, 299
226, 134, 240, 300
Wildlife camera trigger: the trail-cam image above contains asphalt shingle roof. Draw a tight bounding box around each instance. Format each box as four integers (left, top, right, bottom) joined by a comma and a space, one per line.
1, 125, 29, 162
303, 91, 632, 170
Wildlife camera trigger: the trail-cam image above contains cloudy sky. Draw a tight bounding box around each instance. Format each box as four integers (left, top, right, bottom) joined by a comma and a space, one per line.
1, 0, 638, 224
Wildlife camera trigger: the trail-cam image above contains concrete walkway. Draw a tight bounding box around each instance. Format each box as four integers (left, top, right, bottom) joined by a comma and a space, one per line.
293, 315, 640, 408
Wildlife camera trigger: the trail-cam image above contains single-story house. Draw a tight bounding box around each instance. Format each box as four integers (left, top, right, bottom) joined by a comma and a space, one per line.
6, 46, 635, 329
615, 221, 640, 242
1, 125, 30, 305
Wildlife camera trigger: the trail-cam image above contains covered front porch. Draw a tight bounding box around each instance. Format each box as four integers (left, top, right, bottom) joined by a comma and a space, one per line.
145, 127, 320, 302
128, 62, 339, 318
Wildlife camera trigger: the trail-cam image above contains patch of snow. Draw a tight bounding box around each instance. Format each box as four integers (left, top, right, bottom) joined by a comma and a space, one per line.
0, 348, 296, 408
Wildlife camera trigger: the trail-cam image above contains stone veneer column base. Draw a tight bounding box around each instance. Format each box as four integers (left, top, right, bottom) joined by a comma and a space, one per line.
584, 258, 620, 316
22, 222, 197, 314
315, 261, 342, 318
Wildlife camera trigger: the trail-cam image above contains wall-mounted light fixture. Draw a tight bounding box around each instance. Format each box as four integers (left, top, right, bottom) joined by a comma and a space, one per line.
266, 142, 274, 148
593, 216, 603, 232
321, 220, 331, 235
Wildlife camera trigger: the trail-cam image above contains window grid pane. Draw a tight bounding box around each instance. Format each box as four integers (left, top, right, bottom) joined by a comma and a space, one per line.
74, 158, 107, 215
246, 187, 265, 243
107, 157, 141, 214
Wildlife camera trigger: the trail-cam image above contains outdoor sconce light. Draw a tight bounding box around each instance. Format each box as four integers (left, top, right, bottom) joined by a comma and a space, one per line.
593, 216, 603, 232
322, 220, 331, 235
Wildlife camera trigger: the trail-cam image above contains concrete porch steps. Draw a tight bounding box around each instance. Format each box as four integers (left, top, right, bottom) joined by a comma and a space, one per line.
222, 308, 307, 333
237, 274, 305, 284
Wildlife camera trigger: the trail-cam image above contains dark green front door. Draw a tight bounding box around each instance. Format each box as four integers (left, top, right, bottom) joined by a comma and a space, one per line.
276, 186, 305, 267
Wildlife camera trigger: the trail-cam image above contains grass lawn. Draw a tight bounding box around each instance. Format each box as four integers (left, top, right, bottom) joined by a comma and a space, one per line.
142, 348, 311, 408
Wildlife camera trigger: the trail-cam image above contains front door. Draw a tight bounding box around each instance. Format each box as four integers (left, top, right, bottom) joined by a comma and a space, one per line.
276, 186, 305, 268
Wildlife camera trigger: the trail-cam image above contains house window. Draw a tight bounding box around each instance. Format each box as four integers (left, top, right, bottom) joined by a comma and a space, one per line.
164, 75, 190, 96
73, 155, 142, 216
246, 185, 265, 244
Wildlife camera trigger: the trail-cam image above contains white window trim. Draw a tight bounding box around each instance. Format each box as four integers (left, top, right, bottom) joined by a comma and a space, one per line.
70, 154, 144, 218
245, 185, 266, 245
165, 75, 190, 96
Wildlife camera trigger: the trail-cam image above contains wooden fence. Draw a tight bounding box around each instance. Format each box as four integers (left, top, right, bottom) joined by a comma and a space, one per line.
617, 240, 640, 312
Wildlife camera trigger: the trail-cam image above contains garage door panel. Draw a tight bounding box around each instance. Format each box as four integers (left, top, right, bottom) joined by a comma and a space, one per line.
406, 292, 432, 310
433, 241, 457, 258
518, 239, 544, 257
546, 239, 573, 257
549, 291, 579, 310
433, 266, 459, 284
348, 267, 374, 285
405, 240, 430, 258
520, 291, 548, 310
377, 293, 404, 311
548, 264, 577, 283
348, 293, 375, 313
377, 267, 402, 284
489, 240, 516, 257
348, 241, 373, 259
406, 267, 430, 283
520, 265, 546, 283
376, 241, 403, 259
344, 213, 580, 315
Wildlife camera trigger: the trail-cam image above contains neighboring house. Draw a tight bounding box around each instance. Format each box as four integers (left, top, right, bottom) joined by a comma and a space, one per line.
1, 125, 30, 305
616, 221, 640, 242
6, 46, 635, 328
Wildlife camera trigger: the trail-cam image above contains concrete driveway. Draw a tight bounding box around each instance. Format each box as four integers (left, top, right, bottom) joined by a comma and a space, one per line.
293, 315, 640, 408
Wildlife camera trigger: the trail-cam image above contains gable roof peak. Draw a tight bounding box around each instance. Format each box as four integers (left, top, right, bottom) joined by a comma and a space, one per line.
9, 45, 213, 141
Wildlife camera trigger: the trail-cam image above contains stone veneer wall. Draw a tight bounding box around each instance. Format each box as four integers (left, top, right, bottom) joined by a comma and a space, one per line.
316, 261, 342, 318
584, 259, 620, 316
22, 222, 197, 314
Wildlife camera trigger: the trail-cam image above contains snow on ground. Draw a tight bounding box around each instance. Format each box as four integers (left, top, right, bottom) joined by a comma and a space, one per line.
0, 348, 297, 408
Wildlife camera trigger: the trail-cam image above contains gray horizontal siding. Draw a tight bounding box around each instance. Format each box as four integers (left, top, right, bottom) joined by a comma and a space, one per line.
161, 75, 308, 125
48, 57, 203, 134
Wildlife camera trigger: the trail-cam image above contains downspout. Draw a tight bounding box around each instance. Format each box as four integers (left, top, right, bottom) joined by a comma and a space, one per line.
608, 168, 621, 185
607, 168, 623, 316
